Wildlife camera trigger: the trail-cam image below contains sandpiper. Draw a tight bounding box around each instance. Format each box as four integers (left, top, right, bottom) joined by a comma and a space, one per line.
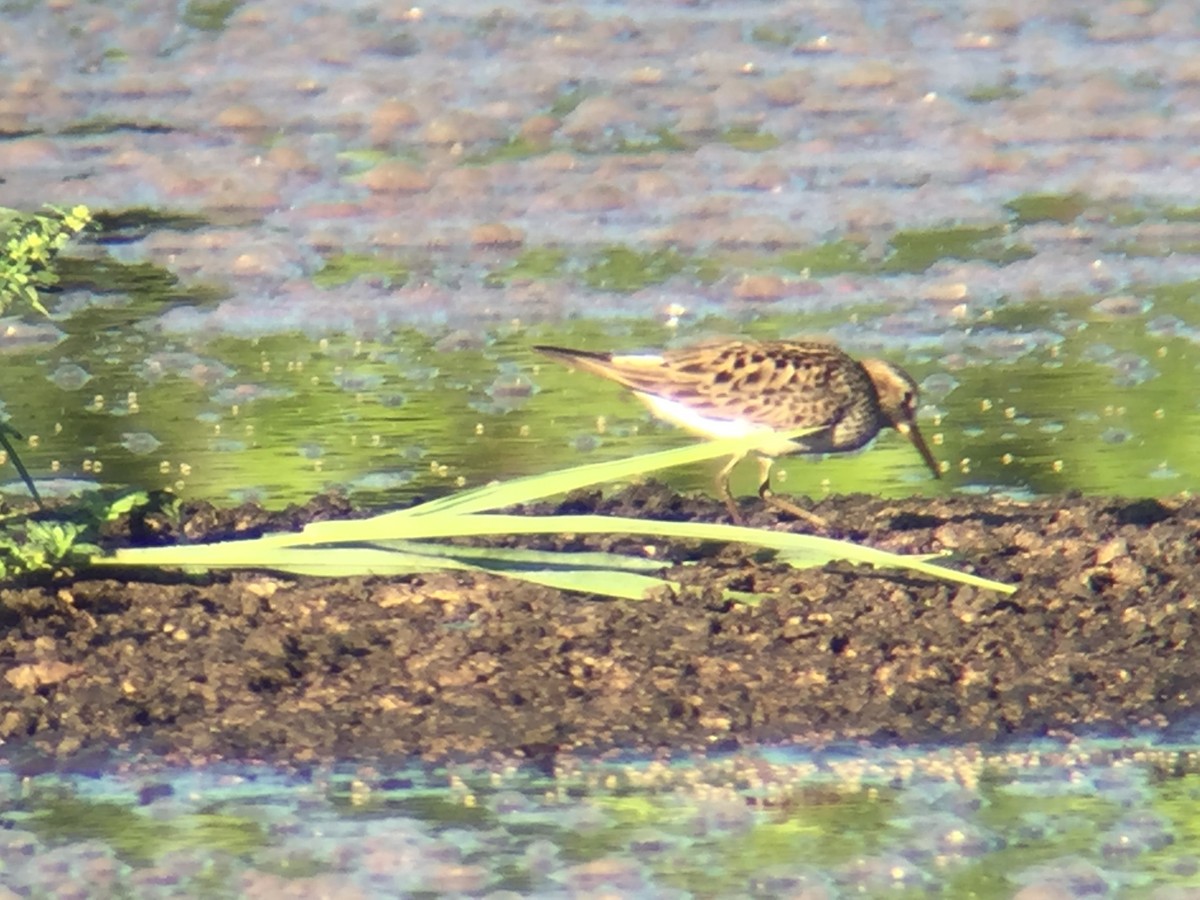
534, 339, 941, 525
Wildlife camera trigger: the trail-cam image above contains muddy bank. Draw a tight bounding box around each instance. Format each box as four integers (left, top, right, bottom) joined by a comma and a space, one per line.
1, 487, 1196, 766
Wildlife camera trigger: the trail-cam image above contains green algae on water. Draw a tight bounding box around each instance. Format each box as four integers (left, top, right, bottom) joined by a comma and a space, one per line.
313, 253, 410, 289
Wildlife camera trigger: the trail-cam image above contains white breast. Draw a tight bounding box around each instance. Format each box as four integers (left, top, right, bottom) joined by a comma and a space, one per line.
634, 391, 801, 456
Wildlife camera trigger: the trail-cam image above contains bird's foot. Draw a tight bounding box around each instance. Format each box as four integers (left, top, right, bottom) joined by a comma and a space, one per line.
761, 492, 829, 531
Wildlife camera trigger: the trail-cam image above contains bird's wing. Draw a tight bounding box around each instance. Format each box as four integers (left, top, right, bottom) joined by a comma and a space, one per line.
536, 342, 857, 435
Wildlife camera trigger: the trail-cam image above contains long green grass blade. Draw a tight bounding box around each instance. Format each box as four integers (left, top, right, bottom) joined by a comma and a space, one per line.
368, 428, 818, 524
366, 539, 668, 572
388, 514, 1015, 594
99, 544, 467, 577
100, 540, 677, 600
103, 535, 672, 572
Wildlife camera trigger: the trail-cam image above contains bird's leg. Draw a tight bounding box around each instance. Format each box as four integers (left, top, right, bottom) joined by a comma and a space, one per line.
715, 453, 746, 525
757, 456, 828, 529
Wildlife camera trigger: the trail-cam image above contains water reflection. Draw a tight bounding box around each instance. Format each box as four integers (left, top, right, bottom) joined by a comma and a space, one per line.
1, 292, 1198, 506
5, 735, 1199, 897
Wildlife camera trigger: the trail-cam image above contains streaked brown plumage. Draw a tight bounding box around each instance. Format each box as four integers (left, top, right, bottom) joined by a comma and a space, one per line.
534, 339, 941, 525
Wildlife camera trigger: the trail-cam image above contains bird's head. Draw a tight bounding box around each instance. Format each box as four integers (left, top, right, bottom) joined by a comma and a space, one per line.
859, 358, 942, 479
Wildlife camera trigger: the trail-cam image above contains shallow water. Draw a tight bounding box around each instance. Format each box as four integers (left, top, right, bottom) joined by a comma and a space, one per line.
1, 275, 1198, 507
4, 736, 1200, 898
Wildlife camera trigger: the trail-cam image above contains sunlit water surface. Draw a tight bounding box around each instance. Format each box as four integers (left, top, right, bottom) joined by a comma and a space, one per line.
2, 296, 1198, 508
5, 735, 1200, 898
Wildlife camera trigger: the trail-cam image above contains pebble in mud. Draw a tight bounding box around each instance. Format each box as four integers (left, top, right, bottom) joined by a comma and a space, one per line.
730, 273, 795, 302
559, 180, 633, 213
560, 96, 649, 145
469, 221, 524, 248
360, 161, 433, 194
423, 110, 504, 148
213, 103, 272, 141
367, 99, 421, 146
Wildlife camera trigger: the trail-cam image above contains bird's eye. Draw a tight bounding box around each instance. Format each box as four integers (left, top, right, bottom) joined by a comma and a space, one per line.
902, 391, 915, 410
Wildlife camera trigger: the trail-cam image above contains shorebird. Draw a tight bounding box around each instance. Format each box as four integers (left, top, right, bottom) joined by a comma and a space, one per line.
534, 339, 941, 525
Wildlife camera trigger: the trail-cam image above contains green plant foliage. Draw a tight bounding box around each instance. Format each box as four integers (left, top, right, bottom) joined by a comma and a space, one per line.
1005, 192, 1089, 225
719, 125, 781, 152
28, 792, 268, 866
0, 205, 92, 504
90, 207, 210, 241
464, 134, 549, 165
583, 246, 686, 292
59, 118, 177, 136
313, 252, 410, 289
749, 24, 799, 46
0, 520, 96, 579
778, 240, 872, 276
548, 86, 589, 118
1161, 204, 1200, 222
964, 82, 1024, 103
484, 247, 568, 287
55, 254, 224, 306
100, 436, 1015, 599
181, 0, 242, 31
612, 128, 688, 154
0, 490, 146, 579
881, 224, 1035, 273
0, 204, 92, 315
333, 148, 393, 173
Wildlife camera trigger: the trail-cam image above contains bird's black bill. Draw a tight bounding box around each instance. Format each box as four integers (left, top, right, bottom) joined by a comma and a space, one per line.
898, 421, 942, 479
533, 344, 613, 364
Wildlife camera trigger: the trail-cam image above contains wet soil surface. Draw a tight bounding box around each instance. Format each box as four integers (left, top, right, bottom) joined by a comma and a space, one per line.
2, 486, 1197, 767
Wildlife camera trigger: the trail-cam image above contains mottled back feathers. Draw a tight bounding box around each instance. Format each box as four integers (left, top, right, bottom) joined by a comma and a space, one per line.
535, 340, 884, 454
